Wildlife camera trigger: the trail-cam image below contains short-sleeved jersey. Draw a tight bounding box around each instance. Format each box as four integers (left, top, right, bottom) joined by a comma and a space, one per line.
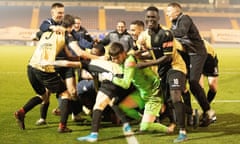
204, 40, 216, 58
112, 55, 160, 101
29, 31, 65, 72
137, 26, 187, 77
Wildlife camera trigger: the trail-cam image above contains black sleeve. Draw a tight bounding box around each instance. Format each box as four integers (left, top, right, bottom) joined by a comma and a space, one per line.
172, 15, 192, 38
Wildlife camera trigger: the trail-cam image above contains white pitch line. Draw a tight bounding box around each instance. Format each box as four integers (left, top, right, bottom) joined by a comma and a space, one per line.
125, 135, 139, 144
193, 100, 240, 103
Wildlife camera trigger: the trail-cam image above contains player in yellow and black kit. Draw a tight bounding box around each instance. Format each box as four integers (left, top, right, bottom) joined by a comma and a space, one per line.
200, 40, 219, 105
136, 6, 188, 143
14, 14, 97, 133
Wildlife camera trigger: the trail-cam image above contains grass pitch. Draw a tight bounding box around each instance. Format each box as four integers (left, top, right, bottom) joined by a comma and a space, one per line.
0, 45, 240, 144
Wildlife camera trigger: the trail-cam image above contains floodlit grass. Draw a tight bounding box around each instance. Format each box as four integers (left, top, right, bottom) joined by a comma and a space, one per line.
0, 45, 240, 144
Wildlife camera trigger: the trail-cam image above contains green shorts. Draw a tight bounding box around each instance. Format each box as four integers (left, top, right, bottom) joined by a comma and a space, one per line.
144, 88, 163, 117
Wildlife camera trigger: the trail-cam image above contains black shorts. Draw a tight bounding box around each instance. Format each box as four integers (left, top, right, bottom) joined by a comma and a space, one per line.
167, 69, 186, 91
27, 65, 67, 95
203, 55, 219, 77
99, 81, 134, 102
160, 69, 186, 101
55, 66, 75, 80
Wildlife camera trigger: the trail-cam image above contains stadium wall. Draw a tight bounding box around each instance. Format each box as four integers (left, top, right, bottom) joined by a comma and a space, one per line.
0, 0, 240, 44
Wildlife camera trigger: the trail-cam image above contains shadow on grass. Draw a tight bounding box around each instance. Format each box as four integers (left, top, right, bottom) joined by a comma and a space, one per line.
185, 113, 240, 141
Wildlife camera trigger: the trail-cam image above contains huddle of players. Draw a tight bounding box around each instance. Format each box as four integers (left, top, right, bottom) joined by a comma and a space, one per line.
14, 2, 218, 143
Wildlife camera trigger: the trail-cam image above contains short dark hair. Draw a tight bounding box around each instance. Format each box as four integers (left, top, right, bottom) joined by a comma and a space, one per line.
131, 20, 145, 28
62, 14, 75, 28
146, 6, 159, 14
51, 2, 64, 9
93, 43, 105, 56
109, 42, 124, 57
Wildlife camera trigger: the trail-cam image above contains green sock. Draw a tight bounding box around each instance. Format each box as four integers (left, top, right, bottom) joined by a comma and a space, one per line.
119, 104, 141, 120
140, 122, 168, 133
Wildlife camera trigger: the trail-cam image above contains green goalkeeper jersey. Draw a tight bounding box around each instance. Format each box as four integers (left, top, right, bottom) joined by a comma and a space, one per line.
112, 55, 160, 101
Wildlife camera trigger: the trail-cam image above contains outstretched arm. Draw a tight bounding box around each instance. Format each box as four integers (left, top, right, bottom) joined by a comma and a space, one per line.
53, 60, 82, 68
39, 59, 81, 68
68, 41, 99, 60
136, 55, 171, 69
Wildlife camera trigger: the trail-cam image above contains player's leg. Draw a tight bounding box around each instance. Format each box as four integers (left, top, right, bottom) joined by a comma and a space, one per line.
207, 76, 218, 104
189, 55, 215, 127
167, 70, 188, 142
58, 90, 72, 133
65, 73, 83, 122
139, 89, 173, 133
14, 66, 47, 130
36, 90, 50, 125
77, 91, 111, 142
119, 90, 145, 121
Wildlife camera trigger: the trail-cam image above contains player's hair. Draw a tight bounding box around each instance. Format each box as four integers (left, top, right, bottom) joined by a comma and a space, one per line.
168, 2, 182, 13
51, 2, 64, 9
117, 20, 126, 26
131, 20, 145, 29
146, 6, 159, 14
74, 16, 81, 21
168, 2, 182, 9
62, 14, 75, 28
93, 43, 105, 56
109, 42, 124, 57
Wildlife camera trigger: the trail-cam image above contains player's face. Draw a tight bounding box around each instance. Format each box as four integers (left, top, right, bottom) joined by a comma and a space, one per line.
166, 6, 179, 21
111, 52, 126, 64
51, 7, 64, 23
129, 24, 142, 41
91, 48, 101, 56
65, 25, 74, 33
116, 22, 126, 34
145, 10, 159, 30
74, 18, 81, 31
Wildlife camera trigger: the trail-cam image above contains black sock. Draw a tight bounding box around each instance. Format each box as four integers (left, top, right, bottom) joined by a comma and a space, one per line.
207, 90, 216, 104
182, 91, 193, 114
60, 99, 69, 125
173, 102, 186, 128
111, 105, 128, 123
40, 103, 49, 119
23, 96, 42, 113
91, 109, 102, 132
71, 99, 82, 115
166, 101, 176, 123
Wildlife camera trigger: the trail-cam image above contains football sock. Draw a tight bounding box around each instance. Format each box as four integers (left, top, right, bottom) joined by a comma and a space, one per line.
71, 99, 82, 115
173, 102, 186, 128
111, 105, 128, 123
140, 122, 168, 133
23, 96, 42, 113
91, 109, 102, 132
182, 90, 192, 114
207, 90, 216, 104
60, 99, 69, 125
40, 102, 49, 119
